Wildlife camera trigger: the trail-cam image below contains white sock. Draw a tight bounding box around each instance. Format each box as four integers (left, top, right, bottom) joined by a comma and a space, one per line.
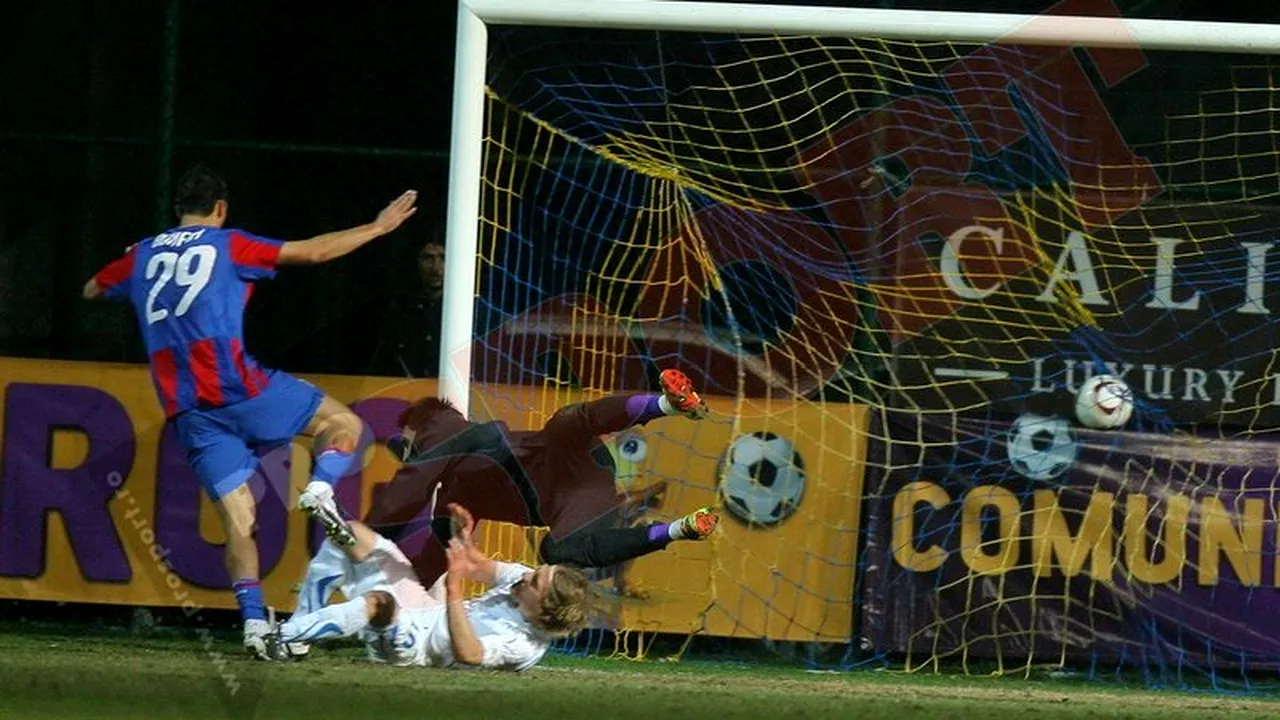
280, 596, 368, 643
667, 514, 689, 541
658, 395, 676, 415
302, 480, 334, 503
295, 539, 348, 615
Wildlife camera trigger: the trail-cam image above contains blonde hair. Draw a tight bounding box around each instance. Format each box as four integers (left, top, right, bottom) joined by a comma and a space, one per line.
534, 565, 593, 637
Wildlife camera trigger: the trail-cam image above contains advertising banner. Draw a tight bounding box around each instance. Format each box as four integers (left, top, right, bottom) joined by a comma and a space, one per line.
879, 195, 1280, 427
0, 358, 866, 641
860, 410, 1280, 667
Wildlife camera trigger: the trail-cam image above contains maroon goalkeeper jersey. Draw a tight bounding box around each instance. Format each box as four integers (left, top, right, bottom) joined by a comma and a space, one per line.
364, 396, 636, 552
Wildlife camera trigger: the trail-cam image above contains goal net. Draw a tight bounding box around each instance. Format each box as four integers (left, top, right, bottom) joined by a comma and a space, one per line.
457, 1, 1280, 687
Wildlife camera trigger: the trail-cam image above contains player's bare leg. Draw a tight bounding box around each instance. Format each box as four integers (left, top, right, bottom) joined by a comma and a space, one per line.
297, 395, 363, 547
215, 484, 271, 658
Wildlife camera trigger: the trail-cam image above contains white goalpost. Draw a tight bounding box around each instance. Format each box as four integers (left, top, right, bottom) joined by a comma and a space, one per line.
437, 0, 1280, 416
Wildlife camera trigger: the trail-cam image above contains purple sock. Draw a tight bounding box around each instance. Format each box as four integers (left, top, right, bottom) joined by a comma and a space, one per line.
646, 522, 673, 548
625, 394, 666, 426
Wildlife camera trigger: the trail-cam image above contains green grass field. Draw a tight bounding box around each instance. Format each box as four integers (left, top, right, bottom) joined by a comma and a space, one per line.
1, 625, 1277, 720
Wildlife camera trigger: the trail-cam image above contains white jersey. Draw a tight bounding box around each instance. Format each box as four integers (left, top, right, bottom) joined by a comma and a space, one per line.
342, 539, 549, 672
409, 562, 551, 671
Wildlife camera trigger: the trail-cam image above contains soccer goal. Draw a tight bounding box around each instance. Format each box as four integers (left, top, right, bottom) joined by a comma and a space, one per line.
442, 0, 1280, 686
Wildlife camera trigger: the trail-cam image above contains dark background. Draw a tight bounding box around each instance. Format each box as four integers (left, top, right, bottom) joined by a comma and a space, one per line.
2, 0, 1278, 380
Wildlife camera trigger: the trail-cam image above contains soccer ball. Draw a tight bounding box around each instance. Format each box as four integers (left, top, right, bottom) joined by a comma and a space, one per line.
1007, 413, 1077, 481
717, 431, 806, 526
1074, 374, 1134, 429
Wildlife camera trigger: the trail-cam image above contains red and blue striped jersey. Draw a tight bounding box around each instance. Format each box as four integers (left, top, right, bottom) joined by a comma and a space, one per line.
94, 225, 285, 417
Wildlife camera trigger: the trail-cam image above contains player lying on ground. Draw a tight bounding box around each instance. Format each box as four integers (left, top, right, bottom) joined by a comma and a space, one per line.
356, 369, 719, 596
267, 503, 591, 670
82, 164, 417, 659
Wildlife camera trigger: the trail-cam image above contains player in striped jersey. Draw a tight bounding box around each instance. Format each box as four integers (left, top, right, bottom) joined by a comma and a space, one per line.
82, 164, 417, 658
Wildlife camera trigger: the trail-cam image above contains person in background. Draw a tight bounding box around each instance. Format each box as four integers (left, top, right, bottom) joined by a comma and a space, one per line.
370, 232, 445, 378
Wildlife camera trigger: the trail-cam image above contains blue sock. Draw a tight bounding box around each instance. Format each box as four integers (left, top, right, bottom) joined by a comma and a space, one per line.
311, 449, 355, 487
232, 579, 267, 622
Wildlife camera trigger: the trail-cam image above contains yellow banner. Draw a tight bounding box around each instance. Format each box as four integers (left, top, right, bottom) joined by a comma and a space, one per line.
0, 358, 866, 641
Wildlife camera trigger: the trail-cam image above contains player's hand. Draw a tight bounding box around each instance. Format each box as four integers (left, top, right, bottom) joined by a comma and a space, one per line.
445, 538, 471, 570
446, 503, 476, 542
446, 538, 481, 581
444, 540, 468, 596
446, 536, 492, 583
373, 190, 418, 235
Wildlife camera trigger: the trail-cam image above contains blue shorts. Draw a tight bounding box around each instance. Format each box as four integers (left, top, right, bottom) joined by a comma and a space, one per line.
174, 371, 325, 501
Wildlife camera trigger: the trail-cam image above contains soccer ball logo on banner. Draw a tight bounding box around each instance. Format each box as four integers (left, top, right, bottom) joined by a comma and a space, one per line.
1007, 413, 1077, 481
717, 431, 806, 526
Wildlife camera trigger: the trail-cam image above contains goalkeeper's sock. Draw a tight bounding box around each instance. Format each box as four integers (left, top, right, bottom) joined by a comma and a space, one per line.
311, 449, 356, 488
646, 522, 676, 549
637, 514, 714, 553
279, 597, 369, 643
624, 394, 670, 426
232, 579, 267, 622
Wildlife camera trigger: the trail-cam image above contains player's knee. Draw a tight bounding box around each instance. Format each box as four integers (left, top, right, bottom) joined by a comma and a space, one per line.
539, 535, 569, 565
315, 411, 363, 454
546, 404, 595, 442
335, 411, 365, 447
365, 591, 398, 628
346, 521, 380, 561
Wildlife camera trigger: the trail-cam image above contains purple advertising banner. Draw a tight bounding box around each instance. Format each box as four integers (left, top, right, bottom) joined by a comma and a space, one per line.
0, 358, 422, 610
860, 410, 1280, 669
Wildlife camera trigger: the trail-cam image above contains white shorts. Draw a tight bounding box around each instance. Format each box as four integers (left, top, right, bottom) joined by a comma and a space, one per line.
347, 537, 443, 666
344, 536, 438, 611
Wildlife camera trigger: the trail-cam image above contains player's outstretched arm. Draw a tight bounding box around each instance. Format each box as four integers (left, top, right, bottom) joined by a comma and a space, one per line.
445, 538, 487, 666
276, 189, 418, 265
447, 503, 498, 586
82, 245, 137, 300
82, 277, 104, 299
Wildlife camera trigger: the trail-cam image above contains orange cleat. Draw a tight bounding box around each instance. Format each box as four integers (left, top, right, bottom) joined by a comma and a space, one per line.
659, 368, 709, 420
671, 507, 719, 541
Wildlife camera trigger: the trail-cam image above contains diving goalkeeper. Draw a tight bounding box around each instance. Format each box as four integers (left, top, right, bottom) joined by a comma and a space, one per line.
368, 368, 718, 586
